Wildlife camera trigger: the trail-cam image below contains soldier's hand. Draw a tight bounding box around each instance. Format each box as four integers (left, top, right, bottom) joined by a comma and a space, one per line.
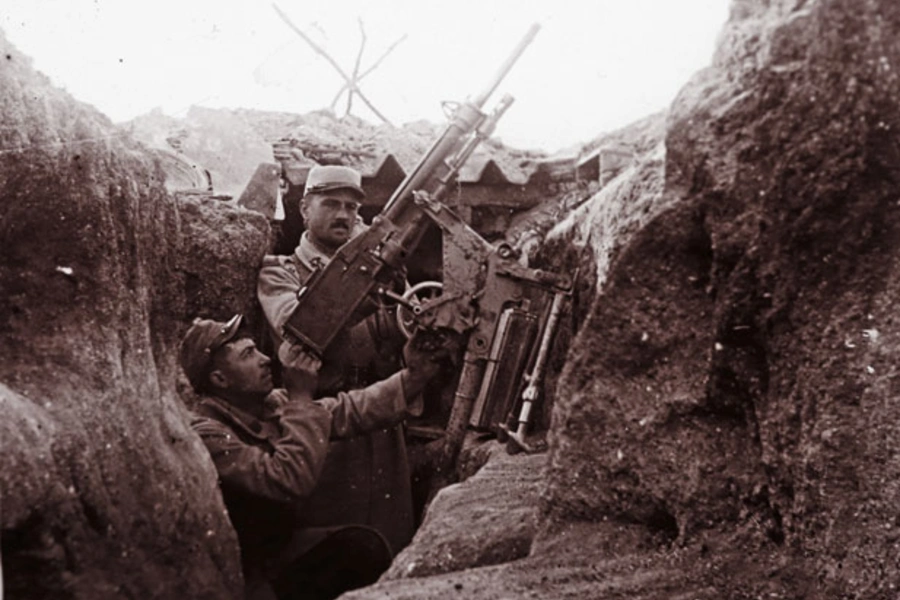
402, 329, 453, 398
404, 332, 447, 373
279, 342, 321, 399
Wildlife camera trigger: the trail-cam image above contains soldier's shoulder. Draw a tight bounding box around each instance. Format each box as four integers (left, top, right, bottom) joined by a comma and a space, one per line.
261, 253, 294, 269
189, 413, 232, 438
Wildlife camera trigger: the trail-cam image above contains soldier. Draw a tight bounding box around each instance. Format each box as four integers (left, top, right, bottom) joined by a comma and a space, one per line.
257, 165, 418, 554
181, 314, 442, 600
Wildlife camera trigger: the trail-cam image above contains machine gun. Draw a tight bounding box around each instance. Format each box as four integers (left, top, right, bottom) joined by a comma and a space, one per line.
283, 23, 572, 482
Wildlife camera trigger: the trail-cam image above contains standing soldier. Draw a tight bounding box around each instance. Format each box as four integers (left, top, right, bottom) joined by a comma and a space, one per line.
257, 165, 417, 554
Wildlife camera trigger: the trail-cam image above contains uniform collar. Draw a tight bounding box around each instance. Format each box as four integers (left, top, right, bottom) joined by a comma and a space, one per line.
294, 231, 333, 272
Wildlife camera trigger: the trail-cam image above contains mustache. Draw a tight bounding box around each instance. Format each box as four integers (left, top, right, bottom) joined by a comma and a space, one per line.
330, 219, 351, 229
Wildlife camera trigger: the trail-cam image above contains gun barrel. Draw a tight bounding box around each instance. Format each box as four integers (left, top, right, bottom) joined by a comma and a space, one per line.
471, 23, 541, 108
383, 24, 539, 220
282, 24, 539, 357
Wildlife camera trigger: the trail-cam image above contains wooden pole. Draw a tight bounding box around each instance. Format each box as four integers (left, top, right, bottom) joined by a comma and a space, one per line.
273, 3, 393, 126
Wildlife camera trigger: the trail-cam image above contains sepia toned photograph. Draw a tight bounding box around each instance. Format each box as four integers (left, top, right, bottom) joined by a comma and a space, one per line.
2, 1, 898, 598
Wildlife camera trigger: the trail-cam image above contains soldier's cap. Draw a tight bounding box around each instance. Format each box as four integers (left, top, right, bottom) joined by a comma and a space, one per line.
303, 165, 366, 200
179, 314, 244, 391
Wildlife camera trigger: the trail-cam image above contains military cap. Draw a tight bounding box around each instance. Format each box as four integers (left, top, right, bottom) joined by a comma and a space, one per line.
179, 314, 243, 392
303, 165, 366, 199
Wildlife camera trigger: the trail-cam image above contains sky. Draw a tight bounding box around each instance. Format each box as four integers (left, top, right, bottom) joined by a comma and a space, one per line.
1, 0, 730, 152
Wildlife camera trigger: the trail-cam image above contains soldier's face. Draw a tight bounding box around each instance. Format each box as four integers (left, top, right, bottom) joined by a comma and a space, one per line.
211, 338, 274, 396
301, 189, 361, 251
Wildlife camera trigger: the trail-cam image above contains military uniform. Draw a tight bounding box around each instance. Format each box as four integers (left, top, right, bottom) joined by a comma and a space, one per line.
257, 231, 416, 554
191, 375, 413, 598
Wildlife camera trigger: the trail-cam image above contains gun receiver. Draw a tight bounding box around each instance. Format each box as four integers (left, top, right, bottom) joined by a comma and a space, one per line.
283, 24, 541, 355
281, 23, 568, 493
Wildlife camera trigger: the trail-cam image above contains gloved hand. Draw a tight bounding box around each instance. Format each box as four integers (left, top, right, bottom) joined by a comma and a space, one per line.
402, 329, 455, 399
279, 341, 322, 400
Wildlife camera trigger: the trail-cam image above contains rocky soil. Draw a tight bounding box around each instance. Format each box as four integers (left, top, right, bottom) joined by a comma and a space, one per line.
0, 35, 268, 599
3, 0, 900, 598
349, 0, 900, 598
125, 106, 273, 198
125, 105, 546, 202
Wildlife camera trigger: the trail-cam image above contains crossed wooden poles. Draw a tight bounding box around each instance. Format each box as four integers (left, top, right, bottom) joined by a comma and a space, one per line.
272, 3, 405, 126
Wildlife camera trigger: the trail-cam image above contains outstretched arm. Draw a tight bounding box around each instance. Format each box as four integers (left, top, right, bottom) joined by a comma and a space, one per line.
315, 331, 450, 438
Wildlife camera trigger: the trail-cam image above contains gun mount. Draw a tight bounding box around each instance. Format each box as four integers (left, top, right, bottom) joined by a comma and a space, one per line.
279, 24, 572, 487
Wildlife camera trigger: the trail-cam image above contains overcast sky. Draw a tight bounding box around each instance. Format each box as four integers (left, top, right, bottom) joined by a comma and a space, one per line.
2, 0, 729, 152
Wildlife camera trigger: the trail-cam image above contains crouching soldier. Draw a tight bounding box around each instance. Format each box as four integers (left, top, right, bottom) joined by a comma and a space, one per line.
180, 314, 444, 600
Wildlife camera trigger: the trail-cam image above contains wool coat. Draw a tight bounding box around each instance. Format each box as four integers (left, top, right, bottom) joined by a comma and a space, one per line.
257, 232, 416, 554
191, 376, 411, 594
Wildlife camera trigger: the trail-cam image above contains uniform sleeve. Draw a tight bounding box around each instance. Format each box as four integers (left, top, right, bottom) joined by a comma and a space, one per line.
315, 371, 420, 439
257, 260, 301, 339
191, 400, 333, 503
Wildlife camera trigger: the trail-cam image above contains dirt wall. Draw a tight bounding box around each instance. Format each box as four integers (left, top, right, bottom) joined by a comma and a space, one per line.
543, 0, 900, 596
1, 33, 269, 599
